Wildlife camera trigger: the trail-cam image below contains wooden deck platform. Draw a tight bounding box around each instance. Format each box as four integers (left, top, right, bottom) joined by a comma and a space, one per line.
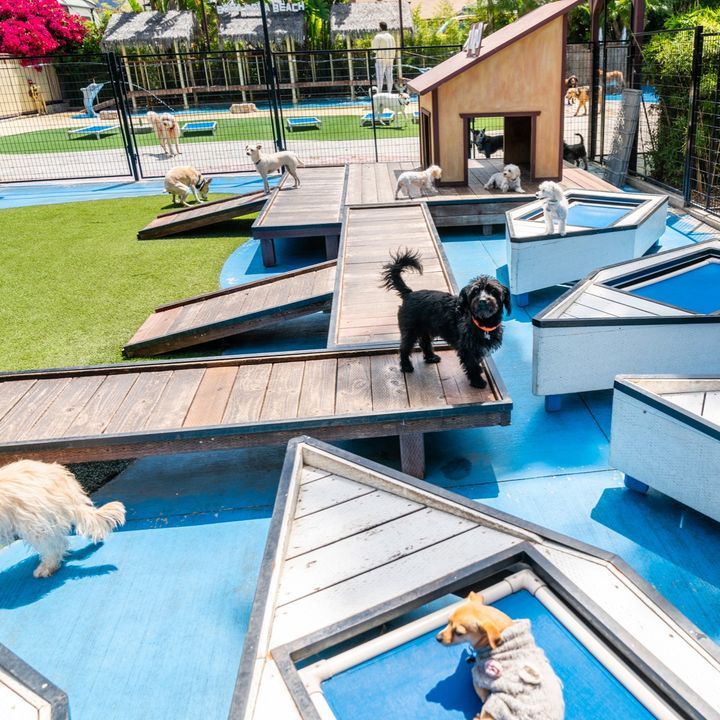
137, 191, 268, 240
0, 348, 510, 477
252, 166, 347, 267
123, 261, 336, 358
329, 203, 455, 348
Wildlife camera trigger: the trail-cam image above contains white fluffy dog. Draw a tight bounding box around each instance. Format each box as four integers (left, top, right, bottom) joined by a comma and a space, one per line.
147, 111, 181, 157
370, 86, 412, 125
164, 165, 212, 207
0, 460, 126, 578
536, 180, 569, 236
394, 165, 442, 199
484, 163, 524, 193
246, 144, 303, 193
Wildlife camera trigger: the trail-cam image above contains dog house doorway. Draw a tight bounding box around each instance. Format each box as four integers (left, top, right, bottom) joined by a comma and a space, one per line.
465, 113, 536, 181
420, 109, 432, 168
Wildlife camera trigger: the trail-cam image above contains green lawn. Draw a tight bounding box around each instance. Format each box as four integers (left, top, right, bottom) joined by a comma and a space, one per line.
0, 194, 249, 371
0, 114, 421, 155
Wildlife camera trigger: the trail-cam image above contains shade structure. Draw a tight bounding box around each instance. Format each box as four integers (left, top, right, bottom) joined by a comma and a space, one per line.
101, 10, 197, 50
330, 0, 414, 36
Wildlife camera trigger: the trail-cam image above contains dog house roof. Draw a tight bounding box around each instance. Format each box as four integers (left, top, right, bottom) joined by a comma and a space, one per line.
407, 0, 583, 96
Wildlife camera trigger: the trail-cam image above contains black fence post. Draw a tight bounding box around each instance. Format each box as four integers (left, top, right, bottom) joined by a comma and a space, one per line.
106, 51, 140, 181
683, 25, 704, 205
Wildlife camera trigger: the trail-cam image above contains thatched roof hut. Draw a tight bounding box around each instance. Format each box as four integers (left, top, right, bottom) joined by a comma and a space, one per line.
218, 4, 305, 45
101, 11, 197, 50
330, 0, 414, 37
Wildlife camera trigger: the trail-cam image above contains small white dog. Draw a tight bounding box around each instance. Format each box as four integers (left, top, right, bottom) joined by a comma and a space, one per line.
395, 165, 442, 200
370, 86, 412, 125
535, 180, 569, 236
484, 164, 524, 193
164, 166, 212, 206
246, 144, 303, 193
0, 460, 126, 578
147, 111, 181, 157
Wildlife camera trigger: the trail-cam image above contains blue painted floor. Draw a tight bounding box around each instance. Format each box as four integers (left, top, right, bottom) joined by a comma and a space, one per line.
1, 206, 719, 719
0, 173, 278, 210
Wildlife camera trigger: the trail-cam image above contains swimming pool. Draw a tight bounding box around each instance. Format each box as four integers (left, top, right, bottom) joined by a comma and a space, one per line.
519, 200, 637, 229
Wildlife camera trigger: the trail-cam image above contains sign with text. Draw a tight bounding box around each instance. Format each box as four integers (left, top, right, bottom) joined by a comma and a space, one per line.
271, 1, 305, 12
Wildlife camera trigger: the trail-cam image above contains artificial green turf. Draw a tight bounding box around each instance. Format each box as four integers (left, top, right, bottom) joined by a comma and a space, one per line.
0, 194, 249, 371
0, 114, 422, 155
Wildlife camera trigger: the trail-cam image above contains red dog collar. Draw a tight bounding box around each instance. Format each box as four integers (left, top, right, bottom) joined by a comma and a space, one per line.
472, 317, 500, 333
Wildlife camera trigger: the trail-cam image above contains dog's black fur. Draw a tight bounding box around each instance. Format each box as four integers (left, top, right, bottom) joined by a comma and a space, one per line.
563, 133, 588, 170
381, 249, 510, 389
565, 74, 578, 89
471, 129, 504, 159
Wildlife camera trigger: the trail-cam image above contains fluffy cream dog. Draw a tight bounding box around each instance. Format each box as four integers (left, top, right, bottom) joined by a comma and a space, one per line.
245, 144, 303, 193
147, 111, 181, 156
370, 86, 412, 125
164, 166, 212, 206
394, 165, 442, 199
0, 460, 126, 578
484, 164, 524, 193
536, 180, 569, 236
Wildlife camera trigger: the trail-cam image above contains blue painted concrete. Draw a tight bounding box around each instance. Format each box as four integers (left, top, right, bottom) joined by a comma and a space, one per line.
1, 205, 719, 719
0, 174, 279, 210
323, 590, 653, 719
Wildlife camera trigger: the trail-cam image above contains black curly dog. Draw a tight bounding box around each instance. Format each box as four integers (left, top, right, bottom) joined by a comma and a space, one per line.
381, 249, 511, 389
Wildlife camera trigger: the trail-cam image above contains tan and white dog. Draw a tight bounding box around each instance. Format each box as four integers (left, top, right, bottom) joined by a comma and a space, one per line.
147, 111, 181, 156
394, 164, 442, 199
164, 166, 212, 206
0, 460, 126, 578
484, 163, 524, 193
437, 592, 564, 720
246, 144, 303, 193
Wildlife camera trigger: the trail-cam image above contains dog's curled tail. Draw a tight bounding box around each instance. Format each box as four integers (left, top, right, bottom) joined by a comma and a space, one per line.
74, 500, 126, 544
575, 133, 585, 144
380, 248, 423, 297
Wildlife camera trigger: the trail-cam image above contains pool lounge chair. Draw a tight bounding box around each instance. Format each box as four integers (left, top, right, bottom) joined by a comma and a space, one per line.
360, 110, 395, 126
67, 125, 120, 140
181, 121, 217, 136
286, 117, 322, 131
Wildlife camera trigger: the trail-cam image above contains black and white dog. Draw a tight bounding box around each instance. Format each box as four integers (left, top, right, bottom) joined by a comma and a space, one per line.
471, 128, 504, 158
563, 133, 588, 170
381, 249, 511, 389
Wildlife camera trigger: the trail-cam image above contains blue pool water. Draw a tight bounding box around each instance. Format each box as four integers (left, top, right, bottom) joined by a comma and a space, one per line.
628, 260, 720, 314
322, 591, 653, 719
566, 202, 633, 228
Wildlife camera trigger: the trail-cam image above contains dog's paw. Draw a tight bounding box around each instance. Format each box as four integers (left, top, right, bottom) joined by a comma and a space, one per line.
424, 354, 441, 364
400, 361, 414, 373
33, 563, 59, 578
469, 377, 487, 389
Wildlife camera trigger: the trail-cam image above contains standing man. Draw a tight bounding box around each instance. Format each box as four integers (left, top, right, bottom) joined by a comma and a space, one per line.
372, 21, 396, 93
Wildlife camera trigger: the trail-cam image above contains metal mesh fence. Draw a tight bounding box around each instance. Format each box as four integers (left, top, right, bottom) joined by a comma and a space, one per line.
564, 43, 593, 162
0, 55, 133, 182
688, 32, 720, 212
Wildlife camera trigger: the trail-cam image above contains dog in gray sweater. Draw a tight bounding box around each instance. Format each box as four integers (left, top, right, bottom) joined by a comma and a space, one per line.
437, 592, 564, 720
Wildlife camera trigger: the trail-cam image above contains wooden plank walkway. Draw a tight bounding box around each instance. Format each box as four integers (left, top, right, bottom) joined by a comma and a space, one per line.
329, 203, 455, 348
123, 261, 337, 358
137, 191, 268, 240
252, 166, 347, 267
0, 348, 510, 477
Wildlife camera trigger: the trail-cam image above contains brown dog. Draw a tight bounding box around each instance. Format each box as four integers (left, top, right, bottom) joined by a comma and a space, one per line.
437, 592, 565, 720
566, 86, 590, 116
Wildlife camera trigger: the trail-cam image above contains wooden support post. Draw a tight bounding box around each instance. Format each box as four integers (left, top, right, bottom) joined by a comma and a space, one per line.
261, 238, 277, 267
173, 42, 189, 108
120, 46, 138, 112
235, 43, 248, 102
400, 432, 425, 478
324, 234, 339, 260
346, 36, 355, 101
287, 36, 299, 105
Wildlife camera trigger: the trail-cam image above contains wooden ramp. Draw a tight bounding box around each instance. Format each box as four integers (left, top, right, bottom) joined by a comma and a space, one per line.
123, 261, 336, 358
137, 190, 268, 240
0, 348, 510, 477
252, 166, 347, 267
329, 203, 455, 348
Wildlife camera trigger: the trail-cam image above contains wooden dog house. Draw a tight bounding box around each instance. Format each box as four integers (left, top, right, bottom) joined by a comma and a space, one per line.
407, 0, 583, 184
